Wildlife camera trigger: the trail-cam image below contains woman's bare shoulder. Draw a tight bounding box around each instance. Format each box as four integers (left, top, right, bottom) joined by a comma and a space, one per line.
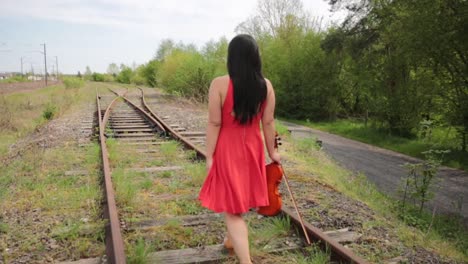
264, 77, 274, 93
210, 75, 230, 93
212, 75, 229, 85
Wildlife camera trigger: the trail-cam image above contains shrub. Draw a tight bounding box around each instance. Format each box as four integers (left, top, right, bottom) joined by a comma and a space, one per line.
63, 77, 84, 89
116, 67, 133, 84
42, 103, 57, 120
91, 73, 105, 82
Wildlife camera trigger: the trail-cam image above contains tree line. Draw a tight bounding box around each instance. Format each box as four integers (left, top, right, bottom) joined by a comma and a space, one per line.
85, 0, 467, 151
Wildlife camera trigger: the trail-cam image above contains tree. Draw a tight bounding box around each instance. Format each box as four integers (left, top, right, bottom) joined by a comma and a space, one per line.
84, 66, 92, 76
328, 0, 468, 144
116, 65, 133, 84
155, 39, 175, 61
107, 63, 119, 76
236, 0, 311, 38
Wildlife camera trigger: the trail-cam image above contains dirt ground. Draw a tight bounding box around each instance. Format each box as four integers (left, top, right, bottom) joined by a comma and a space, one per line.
0, 81, 60, 95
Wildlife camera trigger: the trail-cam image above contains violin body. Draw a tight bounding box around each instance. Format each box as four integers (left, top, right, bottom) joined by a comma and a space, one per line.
257, 162, 283, 216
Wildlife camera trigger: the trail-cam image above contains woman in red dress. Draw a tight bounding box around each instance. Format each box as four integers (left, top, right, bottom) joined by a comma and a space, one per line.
199, 34, 280, 263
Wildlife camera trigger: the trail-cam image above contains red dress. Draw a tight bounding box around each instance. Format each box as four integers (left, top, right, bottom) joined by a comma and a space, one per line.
199, 79, 268, 214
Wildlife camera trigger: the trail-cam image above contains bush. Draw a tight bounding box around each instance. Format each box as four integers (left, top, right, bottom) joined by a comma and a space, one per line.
91, 73, 105, 82
117, 67, 133, 84
42, 103, 57, 120
63, 77, 84, 89
159, 49, 214, 101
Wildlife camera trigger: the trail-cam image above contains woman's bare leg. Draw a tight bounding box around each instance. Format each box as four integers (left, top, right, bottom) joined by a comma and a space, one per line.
224, 213, 252, 264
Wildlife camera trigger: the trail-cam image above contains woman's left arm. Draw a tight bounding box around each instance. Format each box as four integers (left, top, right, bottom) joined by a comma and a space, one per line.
205, 78, 222, 172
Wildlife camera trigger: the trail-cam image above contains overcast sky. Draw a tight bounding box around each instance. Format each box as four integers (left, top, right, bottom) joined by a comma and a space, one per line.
0, 0, 342, 74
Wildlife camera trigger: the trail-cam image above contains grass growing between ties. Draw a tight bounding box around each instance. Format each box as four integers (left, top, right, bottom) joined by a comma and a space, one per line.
275, 122, 468, 262
0, 143, 105, 262
290, 118, 468, 170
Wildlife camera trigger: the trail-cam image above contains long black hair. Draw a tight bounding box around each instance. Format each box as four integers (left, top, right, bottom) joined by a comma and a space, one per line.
227, 34, 267, 125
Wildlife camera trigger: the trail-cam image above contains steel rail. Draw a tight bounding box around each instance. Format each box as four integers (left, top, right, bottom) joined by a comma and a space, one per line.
96, 91, 126, 264
131, 88, 369, 264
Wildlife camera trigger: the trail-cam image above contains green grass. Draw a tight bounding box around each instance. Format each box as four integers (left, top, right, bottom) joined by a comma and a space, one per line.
0, 143, 105, 260
288, 119, 467, 170
0, 82, 97, 157
127, 238, 150, 264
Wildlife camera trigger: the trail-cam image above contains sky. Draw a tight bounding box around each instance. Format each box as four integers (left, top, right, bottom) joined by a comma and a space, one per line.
0, 0, 343, 74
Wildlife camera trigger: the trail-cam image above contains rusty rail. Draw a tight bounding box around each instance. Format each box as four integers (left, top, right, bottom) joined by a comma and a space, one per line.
96, 91, 126, 264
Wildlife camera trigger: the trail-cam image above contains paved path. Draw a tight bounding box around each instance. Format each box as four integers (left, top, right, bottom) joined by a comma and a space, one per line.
283, 121, 468, 224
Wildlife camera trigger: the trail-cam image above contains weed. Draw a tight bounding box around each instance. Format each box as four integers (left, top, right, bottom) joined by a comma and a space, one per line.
0, 95, 15, 131
140, 179, 153, 190
127, 238, 150, 264
113, 169, 137, 207
160, 170, 173, 178
275, 120, 290, 137
399, 149, 449, 213
185, 149, 198, 160
184, 162, 205, 187
293, 137, 321, 155
0, 222, 8, 234
160, 140, 180, 161
42, 103, 57, 120
63, 77, 85, 89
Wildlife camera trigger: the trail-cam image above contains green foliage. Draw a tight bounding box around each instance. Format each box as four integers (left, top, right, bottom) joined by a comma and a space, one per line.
275, 120, 290, 137
63, 77, 84, 89
127, 238, 150, 264
131, 65, 148, 85
159, 49, 213, 101
399, 150, 449, 213
91, 72, 105, 82
42, 103, 57, 120
117, 66, 133, 84
141, 60, 159, 87
159, 141, 180, 160
327, 0, 467, 144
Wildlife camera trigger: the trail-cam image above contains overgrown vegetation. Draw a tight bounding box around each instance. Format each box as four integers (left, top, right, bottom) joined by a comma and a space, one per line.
63, 77, 84, 89
0, 82, 95, 157
0, 143, 104, 261
280, 126, 468, 261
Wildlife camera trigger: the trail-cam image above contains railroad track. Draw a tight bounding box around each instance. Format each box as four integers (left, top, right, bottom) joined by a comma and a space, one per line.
67, 88, 368, 263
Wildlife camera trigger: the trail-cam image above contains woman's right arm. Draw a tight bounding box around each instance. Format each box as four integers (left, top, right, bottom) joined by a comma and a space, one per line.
261, 80, 280, 163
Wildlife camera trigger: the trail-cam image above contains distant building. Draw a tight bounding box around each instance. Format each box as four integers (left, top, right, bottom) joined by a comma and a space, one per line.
27, 75, 42, 81
0, 73, 12, 80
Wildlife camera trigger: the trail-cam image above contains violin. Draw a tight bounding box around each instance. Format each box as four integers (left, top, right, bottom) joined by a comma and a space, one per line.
257, 133, 283, 216
257, 131, 312, 245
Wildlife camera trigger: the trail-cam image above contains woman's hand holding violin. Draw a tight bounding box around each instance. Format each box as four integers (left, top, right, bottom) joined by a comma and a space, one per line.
269, 151, 281, 164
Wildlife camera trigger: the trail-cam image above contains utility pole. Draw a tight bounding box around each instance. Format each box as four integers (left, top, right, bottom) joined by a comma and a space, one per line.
54, 56, 58, 81
54, 56, 59, 80
20, 57, 24, 76
40, 43, 47, 86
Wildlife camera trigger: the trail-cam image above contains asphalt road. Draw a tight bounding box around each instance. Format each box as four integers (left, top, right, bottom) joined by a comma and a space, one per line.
283, 121, 468, 225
